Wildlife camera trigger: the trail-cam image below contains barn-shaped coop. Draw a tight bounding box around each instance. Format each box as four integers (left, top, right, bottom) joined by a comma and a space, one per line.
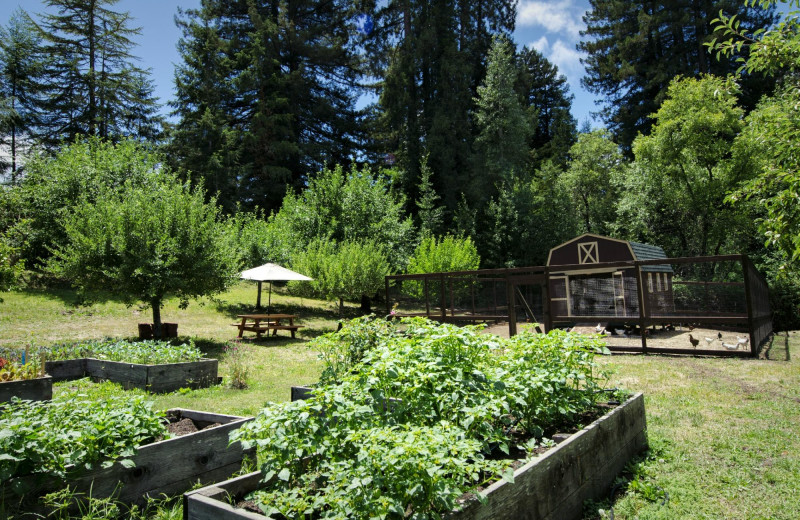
547, 234, 674, 319
385, 233, 773, 356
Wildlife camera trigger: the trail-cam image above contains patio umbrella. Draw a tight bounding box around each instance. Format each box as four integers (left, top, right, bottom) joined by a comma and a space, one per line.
240, 263, 312, 313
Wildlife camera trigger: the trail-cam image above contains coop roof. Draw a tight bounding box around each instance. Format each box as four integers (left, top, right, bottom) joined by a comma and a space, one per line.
547, 234, 673, 273
629, 241, 673, 273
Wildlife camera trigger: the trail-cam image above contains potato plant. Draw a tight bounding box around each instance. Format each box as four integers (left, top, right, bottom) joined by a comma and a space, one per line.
0, 387, 166, 487
232, 317, 611, 519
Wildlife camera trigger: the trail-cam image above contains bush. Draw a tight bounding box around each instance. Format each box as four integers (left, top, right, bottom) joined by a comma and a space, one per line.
290, 239, 390, 314
274, 164, 414, 271
404, 235, 480, 300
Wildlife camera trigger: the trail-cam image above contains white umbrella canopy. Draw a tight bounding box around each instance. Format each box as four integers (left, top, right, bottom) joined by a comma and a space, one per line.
240, 263, 312, 311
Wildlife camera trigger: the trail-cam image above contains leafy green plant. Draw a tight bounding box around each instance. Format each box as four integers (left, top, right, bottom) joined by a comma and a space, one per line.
0, 387, 167, 486
232, 317, 611, 519
1, 339, 204, 366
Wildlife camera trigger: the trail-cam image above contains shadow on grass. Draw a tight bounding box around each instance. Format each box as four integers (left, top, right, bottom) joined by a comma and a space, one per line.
762, 331, 791, 362
17, 286, 126, 307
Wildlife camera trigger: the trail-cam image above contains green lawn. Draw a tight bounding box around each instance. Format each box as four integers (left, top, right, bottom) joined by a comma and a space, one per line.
2, 285, 798, 519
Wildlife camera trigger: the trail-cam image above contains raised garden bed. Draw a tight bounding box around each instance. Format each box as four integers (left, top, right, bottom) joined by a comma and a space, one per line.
0, 375, 53, 403
183, 393, 646, 520
45, 358, 219, 392
6, 408, 254, 511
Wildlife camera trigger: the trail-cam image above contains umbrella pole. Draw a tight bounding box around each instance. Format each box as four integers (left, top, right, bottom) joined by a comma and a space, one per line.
256, 281, 262, 309
268, 282, 273, 315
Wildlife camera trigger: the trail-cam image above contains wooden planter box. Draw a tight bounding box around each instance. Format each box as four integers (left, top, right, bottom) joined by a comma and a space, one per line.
44, 358, 219, 393
183, 393, 648, 520
6, 409, 254, 510
290, 385, 314, 401
0, 376, 53, 403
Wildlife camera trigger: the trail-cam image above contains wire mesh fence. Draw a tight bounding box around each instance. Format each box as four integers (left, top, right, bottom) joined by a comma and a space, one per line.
385, 254, 772, 357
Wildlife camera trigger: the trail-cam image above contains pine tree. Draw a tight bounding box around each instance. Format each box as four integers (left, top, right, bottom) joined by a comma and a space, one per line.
516, 46, 577, 169
0, 10, 44, 182
30, 0, 162, 146
579, 0, 777, 150
473, 36, 530, 203
370, 0, 517, 213
169, 0, 363, 213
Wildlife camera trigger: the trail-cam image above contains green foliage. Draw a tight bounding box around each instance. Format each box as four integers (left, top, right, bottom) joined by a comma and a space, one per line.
169, 0, 362, 213
580, 0, 776, 150
620, 75, 754, 262
473, 36, 531, 200
31, 0, 162, 145
478, 160, 578, 268
730, 84, 800, 273
0, 390, 166, 485
0, 357, 41, 382
0, 234, 23, 295
275, 164, 414, 270
232, 318, 610, 519
1, 137, 166, 270
407, 235, 480, 276
313, 315, 396, 385
223, 210, 293, 268
0, 9, 43, 183
291, 239, 390, 313
47, 170, 239, 335
15, 339, 203, 365
559, 129, 624, 236
373, 0, 516, 215
415, 155, 445, 238
515, 46, 577, 169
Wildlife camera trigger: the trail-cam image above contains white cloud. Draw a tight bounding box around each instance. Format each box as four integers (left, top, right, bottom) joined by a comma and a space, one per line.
530, 36, 550, 54
517, 0, 584, 40
548, 39, 584, 78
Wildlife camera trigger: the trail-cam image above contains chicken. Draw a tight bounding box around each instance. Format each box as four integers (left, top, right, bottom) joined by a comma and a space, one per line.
722, 343, 739, 350
718, 332, 722, 340
689, 334, 699, 348
737, 336, 749, 345
704, 337, 714, 345
595, 323, 603, 333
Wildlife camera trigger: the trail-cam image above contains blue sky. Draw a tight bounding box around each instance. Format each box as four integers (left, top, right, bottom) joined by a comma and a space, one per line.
0, 0, 697, 129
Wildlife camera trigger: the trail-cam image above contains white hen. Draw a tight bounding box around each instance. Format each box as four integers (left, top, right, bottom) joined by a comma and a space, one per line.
722, 342, 739, 350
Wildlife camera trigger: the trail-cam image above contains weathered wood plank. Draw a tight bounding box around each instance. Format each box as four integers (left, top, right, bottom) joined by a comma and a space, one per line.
0, 376, 53, 403
44, 359, 87, 381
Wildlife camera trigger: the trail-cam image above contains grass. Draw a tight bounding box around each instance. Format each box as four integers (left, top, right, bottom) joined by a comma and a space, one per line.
2, 285, 799, 519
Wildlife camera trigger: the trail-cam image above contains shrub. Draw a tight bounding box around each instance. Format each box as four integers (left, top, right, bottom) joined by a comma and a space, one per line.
290, 239, 390, 314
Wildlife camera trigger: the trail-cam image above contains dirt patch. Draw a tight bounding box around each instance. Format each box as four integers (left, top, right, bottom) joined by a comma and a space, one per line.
165, 415, 222, 437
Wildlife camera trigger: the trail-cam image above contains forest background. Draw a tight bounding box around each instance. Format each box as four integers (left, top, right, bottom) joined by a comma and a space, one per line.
1, 0, 799, 331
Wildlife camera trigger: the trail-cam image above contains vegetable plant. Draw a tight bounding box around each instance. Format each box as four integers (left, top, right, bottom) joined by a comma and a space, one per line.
0, 386, 167, 487
1, 339, 204, 366
232, 317, 612, 519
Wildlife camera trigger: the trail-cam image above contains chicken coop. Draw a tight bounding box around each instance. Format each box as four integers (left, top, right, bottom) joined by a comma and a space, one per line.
385, 233, 772, 357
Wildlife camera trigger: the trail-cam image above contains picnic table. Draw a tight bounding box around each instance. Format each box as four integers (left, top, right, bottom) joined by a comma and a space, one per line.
233, 314, 301, 339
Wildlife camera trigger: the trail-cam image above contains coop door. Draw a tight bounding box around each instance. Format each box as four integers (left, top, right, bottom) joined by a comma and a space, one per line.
549, 276, 569, 318
613, 272, 625, 316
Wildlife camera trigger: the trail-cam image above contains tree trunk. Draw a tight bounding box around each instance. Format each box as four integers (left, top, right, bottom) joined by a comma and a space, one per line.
338, 297, 344, 316
151, 299, 163, 339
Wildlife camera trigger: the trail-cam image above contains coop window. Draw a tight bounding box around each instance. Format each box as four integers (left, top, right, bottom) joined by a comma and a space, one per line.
648, 273, 653, 292
656, 273, 662, 292
578, 242, 599, 264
